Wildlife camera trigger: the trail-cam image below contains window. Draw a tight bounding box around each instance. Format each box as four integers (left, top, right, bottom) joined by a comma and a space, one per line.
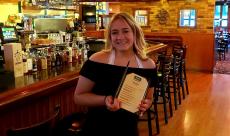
134, 9, 149, 26
214, 5, 228, 27
179, 9, 196, 27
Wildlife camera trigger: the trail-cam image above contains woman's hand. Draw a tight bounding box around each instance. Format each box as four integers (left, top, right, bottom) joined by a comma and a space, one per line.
104, 96, 121, 111
139, 98, 153, 117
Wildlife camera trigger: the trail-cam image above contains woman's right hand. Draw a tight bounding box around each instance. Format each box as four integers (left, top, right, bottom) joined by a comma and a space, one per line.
104, 96, 121, 111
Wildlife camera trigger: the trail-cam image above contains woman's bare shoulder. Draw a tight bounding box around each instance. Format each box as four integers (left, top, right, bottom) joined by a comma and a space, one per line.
142, 58, 156, 69
89, 50, 110, 63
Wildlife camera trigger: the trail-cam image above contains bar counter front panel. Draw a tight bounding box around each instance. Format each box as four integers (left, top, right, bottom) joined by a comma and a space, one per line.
0, 63, 88, 136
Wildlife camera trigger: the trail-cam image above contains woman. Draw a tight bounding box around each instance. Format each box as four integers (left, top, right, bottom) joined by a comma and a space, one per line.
74, 12, 157, 136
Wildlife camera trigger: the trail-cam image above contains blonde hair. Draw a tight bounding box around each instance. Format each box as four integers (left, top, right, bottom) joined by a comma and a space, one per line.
104, 12, 147, 60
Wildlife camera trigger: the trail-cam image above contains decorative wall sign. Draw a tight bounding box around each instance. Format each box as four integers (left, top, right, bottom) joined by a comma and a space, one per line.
155, 8, 169, 25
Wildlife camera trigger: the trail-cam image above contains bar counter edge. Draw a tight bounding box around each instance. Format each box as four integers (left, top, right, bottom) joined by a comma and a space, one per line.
0, 70, 80, 111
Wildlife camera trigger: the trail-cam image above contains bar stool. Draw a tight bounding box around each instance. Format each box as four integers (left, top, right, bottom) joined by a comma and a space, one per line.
154, 54, 173, 124
168, 51, 182, 110
180, 45, 189, 96
173, 45, 189, 97
139, 98, 160, 135
168, 45, 189, 109
53, 112, 87, 136
139, 62, 161, 135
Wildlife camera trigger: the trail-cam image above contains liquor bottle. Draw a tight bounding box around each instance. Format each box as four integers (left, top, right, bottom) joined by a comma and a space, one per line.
27, 51, 33, 73
45, 48, 51, 68
71, 42, 77, 63
72, 47, 76, 63
77, 48, 82, 64
32, 53, 37, 72
60, 50, 66, 65
40, 49, 47, 70
22, 50, 28, 74
37, 51, 42, 71
47, 55, 51, 68
67, 47, 72, 63
51, 52, 56, 67
82, 44, 89, 61
55, 52, 61, 66
41, 56, 47, 70
37, 50, 47, 70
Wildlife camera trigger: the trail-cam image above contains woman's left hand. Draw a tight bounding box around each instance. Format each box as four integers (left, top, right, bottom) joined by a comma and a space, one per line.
138, 99, 152, 117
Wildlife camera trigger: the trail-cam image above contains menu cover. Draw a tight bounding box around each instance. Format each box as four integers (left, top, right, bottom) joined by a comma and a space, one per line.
115, 62, 149, 113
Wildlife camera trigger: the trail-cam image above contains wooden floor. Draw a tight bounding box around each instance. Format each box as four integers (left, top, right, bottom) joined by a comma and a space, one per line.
139, 71, 230, 136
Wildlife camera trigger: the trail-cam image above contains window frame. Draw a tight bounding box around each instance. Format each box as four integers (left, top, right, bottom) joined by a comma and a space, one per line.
214, 4, 228, 28
133, 8, 150, 28
178, 8, 197, 28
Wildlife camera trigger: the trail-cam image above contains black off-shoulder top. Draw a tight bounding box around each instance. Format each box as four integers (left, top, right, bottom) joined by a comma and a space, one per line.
79, 59, 157, 136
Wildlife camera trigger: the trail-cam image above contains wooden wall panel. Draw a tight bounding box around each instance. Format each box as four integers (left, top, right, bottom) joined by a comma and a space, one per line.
144, 32, 215, 72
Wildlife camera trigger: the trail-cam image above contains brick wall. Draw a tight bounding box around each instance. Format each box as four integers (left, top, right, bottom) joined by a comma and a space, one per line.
119, 0, 215, 34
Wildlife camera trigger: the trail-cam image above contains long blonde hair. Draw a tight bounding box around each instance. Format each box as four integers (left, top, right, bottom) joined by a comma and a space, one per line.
104, 12, 147, 60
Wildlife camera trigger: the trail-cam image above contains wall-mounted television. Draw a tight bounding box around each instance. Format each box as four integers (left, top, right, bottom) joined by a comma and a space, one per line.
0, 26, 19, 44
82, 5, 96, 23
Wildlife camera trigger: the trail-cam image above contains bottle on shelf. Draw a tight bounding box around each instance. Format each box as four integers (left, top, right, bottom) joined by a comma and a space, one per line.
71, 41, 78, 63
51, 52, 56, 67
67, 46, 72, 63
37, 49, 47, 70
45, 48, 51, 68
77, 45, 82, 64
72, 47, 77, 63
41, 56, 47, 70
82, 44, 89, 62
27, 50, 33, 73
55, 51, 61, 66
32, 52, 38, 72
22, 50, 28, 75
47, 54, 52, 68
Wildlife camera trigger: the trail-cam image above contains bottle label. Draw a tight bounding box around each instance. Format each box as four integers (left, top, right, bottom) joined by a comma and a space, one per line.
27, 58, 33, 71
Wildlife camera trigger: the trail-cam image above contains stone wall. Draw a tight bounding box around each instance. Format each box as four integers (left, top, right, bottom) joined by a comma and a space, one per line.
119, 0, 215, 34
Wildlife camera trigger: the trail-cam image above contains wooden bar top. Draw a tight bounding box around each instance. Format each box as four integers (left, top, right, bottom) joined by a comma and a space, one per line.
0, 63, 82, 111
0, 43, 167, 111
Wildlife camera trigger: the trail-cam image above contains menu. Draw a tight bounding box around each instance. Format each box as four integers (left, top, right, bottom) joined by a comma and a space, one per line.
116, 73, 149, 113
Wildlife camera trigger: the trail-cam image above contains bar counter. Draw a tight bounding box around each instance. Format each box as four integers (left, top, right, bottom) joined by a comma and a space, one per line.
0, 63, 86, 136
0, 44, 167, 136
0, 43, 167, 110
